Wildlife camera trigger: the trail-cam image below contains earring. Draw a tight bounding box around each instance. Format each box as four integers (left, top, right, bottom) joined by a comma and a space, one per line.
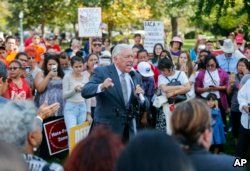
33, 147, 37, 152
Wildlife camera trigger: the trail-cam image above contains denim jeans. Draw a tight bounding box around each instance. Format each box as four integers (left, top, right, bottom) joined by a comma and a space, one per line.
64, 101, 87, 133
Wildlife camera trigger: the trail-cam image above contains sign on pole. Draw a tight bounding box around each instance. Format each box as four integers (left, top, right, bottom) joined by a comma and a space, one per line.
144, 21, 164, 53
69, 121, 91, 153
78, 7, 102, 37
43, 118, 68, 155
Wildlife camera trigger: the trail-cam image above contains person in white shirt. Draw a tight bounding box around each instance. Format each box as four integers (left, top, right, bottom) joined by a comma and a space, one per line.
63, 56, 92, 134
157, 57, 190, 134
237, 79, 250, 159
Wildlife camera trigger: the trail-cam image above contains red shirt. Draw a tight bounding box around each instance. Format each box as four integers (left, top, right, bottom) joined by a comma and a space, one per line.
46, 44, 61, 52
4, 77, 32, 100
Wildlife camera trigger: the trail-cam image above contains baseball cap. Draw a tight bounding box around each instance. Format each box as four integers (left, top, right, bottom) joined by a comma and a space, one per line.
221, 39, 235, 53
137, 62, 154, 77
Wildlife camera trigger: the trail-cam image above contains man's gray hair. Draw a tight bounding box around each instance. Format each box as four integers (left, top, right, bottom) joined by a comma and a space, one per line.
0, 101, 37, 148
112, 44, 132, 58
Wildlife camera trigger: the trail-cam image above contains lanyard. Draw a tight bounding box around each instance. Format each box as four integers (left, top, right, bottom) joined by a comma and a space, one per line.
226, 57, 231, 73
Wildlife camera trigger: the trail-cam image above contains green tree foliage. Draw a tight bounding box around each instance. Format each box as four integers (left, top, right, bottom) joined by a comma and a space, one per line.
194, 0, 249, 35
0, 1, 12, 32
146, 0, 196, 37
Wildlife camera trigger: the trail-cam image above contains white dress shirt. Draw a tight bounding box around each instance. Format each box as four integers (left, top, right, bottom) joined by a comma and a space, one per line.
238, 79, 250, 129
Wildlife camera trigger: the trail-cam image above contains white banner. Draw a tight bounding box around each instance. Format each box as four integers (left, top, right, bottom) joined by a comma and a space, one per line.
78, 7, 102, 37
144, 21, 164, 53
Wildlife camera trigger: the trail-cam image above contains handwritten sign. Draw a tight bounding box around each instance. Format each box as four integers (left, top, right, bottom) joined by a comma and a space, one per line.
78, 7, 102, 37
144, 21, 165, 53
69, 122, 91, 153
43, 118, 68, 155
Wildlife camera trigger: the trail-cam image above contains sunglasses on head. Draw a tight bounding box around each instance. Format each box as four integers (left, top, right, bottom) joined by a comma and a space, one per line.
8, 67, 20, 71
93, 43, 102, 47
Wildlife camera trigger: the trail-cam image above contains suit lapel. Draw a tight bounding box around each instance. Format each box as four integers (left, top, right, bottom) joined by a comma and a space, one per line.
109, 65, 125, 106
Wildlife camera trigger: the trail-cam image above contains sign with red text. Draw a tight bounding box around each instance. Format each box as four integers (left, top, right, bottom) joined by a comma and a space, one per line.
144, 21, 164, 53
78, 7, 102, 37
43, 118, 69, 155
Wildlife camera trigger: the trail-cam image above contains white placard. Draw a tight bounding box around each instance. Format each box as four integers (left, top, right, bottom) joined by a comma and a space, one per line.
78, 8, 102, 37
144, 21, 164, 53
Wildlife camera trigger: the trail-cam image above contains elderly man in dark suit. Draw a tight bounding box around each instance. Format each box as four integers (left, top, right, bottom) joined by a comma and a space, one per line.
82, 44, 148, 141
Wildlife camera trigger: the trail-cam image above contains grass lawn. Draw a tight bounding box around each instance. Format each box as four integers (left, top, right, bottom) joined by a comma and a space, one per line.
183, 39, 196, 51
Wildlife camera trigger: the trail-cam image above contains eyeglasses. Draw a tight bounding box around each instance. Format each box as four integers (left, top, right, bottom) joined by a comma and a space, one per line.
93, 43, 102, 47
8, 67, 20, 71
19, 59, 28, 62
206, 64, 215, 68
27, 57, 35, 60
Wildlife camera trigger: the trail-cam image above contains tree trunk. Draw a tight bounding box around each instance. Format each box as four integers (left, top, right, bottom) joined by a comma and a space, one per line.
41, 22, 45, 37
108, 21, 113, 40
171, 16, 178, 37
73, 22, 78, 38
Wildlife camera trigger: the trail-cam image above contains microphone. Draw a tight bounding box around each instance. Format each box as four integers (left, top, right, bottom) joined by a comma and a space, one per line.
129, 70, 145, 103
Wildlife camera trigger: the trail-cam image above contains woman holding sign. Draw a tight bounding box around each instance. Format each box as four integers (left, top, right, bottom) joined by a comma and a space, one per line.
63, 56, 92, 134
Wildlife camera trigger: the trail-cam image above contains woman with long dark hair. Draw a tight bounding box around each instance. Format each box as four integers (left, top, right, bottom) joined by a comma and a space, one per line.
151, 43, 164, 66
195, 55, 229, 127
34, 53, 65, 116
63, 56, 92, 134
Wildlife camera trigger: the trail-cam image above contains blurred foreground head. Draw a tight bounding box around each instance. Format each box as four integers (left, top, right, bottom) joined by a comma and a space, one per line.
116, 130, 194, 171
64, 126, 124, 171
171, 99, 212, 150
0, 141, 27, 171
0, 101, 37, 149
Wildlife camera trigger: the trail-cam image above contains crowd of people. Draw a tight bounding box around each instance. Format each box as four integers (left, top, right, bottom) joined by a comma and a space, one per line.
0, 29, 249, 171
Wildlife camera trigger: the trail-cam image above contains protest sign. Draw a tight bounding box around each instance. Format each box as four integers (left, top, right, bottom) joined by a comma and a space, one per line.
69, 121, 91, 152
78, 7, 102, 37
144, 21, 164, 53
43, 118, 68, 155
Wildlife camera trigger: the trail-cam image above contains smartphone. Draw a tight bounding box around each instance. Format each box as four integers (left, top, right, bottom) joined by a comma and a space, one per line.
25, 66, 31, 73
51, 64, 57, 72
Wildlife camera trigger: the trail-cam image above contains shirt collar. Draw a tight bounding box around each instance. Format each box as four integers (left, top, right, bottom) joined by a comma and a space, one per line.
115, 65, 129, 77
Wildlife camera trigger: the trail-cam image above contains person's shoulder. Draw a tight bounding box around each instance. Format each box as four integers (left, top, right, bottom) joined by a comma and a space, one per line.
0, 96, 8, 104
97, 65, 110, 71
189, 151, 242, 171
63, 72, 71, 79
216, 54, 225, 60
218, 68, 227, 74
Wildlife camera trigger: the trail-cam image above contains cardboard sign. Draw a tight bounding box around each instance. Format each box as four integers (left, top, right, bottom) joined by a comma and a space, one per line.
78, 7, 102, 37
69, 121, 91, 153
144, 21, 165, 53
43, 118, 69, 155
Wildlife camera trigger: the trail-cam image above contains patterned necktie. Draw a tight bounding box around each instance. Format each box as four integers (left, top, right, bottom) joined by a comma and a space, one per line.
120, 73, 128, 105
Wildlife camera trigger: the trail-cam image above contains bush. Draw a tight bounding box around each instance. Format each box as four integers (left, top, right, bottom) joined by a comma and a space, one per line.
184, 31, 196, 39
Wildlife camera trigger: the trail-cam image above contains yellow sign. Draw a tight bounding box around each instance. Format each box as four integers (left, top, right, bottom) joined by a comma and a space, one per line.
69, 121, 91, 153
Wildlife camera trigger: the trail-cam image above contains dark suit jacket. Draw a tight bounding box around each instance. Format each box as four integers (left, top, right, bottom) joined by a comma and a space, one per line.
81, 64, 147, 135
188, 146, 244, 171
